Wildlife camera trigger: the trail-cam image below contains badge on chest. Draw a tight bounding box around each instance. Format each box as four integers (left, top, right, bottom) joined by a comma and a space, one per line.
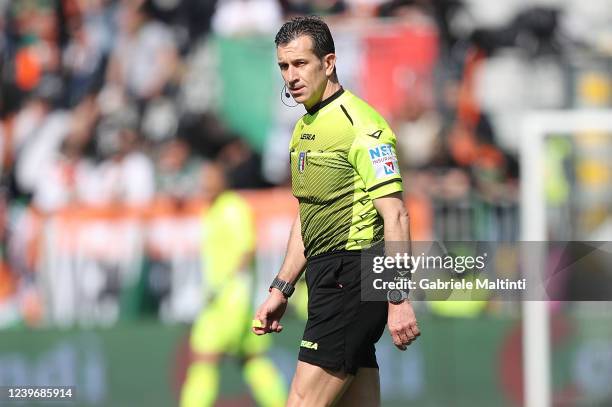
298, 152, 307, 173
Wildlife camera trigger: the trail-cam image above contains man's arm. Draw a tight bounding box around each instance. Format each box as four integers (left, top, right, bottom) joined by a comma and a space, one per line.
252, 213, 306, 335
276, 213, 307, 284
373, 192, 421, 351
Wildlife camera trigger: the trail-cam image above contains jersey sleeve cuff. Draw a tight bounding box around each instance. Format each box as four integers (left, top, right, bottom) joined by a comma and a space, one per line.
367, 178, 403, 199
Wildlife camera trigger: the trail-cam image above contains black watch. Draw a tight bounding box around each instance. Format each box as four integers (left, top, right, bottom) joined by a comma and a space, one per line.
387, 289, 408, 304
269, 277, 295, 298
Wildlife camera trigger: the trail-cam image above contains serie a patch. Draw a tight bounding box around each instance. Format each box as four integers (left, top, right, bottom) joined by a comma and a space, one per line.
368, 144, 399, 179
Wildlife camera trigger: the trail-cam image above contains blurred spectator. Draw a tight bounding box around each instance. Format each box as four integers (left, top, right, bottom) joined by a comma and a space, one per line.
395, 95, 442, 169
155, 138, 202, 202
421, 0, 470, 53
344, 0, 387, 16
140, 97, 179, 142
142, 0, 218, 53
73, 0, 116, 54
0, 0, 609, 329
9, 0, 62, 93
378, 0, 433, 18
62, 14, 108, 107
0, 1, 7, 51
281, 0, 348, 17
216, 138, 268, 189
105, 0, 178, 106
211, 0, 282, 37
178, 112, 241, 160
32, 132, 95, 212
12, 77, 60, 157
15, 91, 98, 198
93, 126, 155, 206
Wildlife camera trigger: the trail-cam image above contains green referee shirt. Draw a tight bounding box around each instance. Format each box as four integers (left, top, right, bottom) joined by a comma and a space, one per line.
290, 88, 403, 258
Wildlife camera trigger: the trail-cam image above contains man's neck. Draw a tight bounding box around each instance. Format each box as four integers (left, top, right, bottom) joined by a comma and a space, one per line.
305, 81, 343, 114
320, 81, 342, 104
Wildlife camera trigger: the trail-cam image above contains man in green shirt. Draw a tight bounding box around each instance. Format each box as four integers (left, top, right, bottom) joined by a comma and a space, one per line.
253, 16, 420, 406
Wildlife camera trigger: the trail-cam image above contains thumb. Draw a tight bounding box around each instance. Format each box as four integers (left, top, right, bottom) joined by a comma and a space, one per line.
252, 308, 269, 334
259, 310, 270, 330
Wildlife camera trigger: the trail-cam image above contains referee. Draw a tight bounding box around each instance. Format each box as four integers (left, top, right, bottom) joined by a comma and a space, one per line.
253, 16, 420, 406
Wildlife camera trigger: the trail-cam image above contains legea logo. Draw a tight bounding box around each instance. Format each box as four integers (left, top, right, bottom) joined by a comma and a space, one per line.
300, 340, 318, 350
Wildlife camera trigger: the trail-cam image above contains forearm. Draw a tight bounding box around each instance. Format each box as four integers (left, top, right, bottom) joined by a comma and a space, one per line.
375, 195, 418, 341
276, 214, 307, 284
381, 199, 412, 260
383, 208, 411, 243
374, 193, 413, 294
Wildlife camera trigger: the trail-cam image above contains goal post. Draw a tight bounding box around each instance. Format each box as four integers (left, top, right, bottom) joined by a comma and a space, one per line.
520, 110, 612, 407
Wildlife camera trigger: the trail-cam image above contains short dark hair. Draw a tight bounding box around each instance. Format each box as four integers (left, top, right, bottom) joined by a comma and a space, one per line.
275, 16, 335, 59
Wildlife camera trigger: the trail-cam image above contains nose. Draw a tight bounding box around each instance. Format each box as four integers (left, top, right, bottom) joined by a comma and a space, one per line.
286, 66, 299, 86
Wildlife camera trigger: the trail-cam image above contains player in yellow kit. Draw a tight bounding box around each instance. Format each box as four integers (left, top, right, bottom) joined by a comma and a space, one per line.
180, 163, 286, 407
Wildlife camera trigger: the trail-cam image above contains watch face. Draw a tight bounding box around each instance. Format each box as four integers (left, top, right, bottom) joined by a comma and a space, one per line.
387, 289, 402, 303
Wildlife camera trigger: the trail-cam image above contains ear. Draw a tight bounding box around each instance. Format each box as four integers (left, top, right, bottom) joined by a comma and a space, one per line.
324, 53, 336, 77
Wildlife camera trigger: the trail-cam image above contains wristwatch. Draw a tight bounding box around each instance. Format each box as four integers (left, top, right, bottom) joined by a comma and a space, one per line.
269, 277, 295, 298
387, 289, 408, 304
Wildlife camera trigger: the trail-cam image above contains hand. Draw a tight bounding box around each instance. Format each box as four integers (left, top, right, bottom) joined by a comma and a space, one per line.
387, 300, 420, 351
252, 289, 288, 335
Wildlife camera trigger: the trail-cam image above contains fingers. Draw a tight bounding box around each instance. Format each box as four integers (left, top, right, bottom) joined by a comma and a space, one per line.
409, 321, 421, 339
390, 319, 421, 351
394, 341, 408, 351
391, 329, 408, 351
270, 320, 283, 333
252, 311, 269, 335
252, 309, 284, 335
253, 319, 282, 334
252, 322, 266, 335
393, 335, 407, 351
398, 329, 411, 346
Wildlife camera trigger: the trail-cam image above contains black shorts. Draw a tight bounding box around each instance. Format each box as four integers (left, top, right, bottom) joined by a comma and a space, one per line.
298, 251, 388, 375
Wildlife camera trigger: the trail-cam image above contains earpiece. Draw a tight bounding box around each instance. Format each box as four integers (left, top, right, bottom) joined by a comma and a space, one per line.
281, 84, 298, 107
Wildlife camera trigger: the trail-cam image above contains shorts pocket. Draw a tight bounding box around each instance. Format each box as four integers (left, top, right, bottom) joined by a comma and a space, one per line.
306, 257, 344, 291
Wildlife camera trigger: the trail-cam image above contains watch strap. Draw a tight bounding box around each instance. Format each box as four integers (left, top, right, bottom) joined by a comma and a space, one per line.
269, 277, 295, 298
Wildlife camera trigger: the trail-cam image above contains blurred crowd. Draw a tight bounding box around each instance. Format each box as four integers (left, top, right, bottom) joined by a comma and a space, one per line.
0, 0, 610, 210
0, 0, 266, 214
0, 0, 610, 326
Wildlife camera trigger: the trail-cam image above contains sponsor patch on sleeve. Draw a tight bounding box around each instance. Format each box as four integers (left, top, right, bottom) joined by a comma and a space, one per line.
368, 144, 400, 179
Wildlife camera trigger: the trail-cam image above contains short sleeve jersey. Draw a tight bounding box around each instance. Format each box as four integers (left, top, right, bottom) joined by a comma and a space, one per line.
289, 88, 403, 258
201, 191, 255, 291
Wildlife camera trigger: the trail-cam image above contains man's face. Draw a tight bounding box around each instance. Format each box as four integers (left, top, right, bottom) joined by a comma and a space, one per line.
277, 35, 335, 108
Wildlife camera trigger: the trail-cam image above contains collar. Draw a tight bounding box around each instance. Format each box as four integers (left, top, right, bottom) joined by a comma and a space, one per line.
306, 87, 344, 115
